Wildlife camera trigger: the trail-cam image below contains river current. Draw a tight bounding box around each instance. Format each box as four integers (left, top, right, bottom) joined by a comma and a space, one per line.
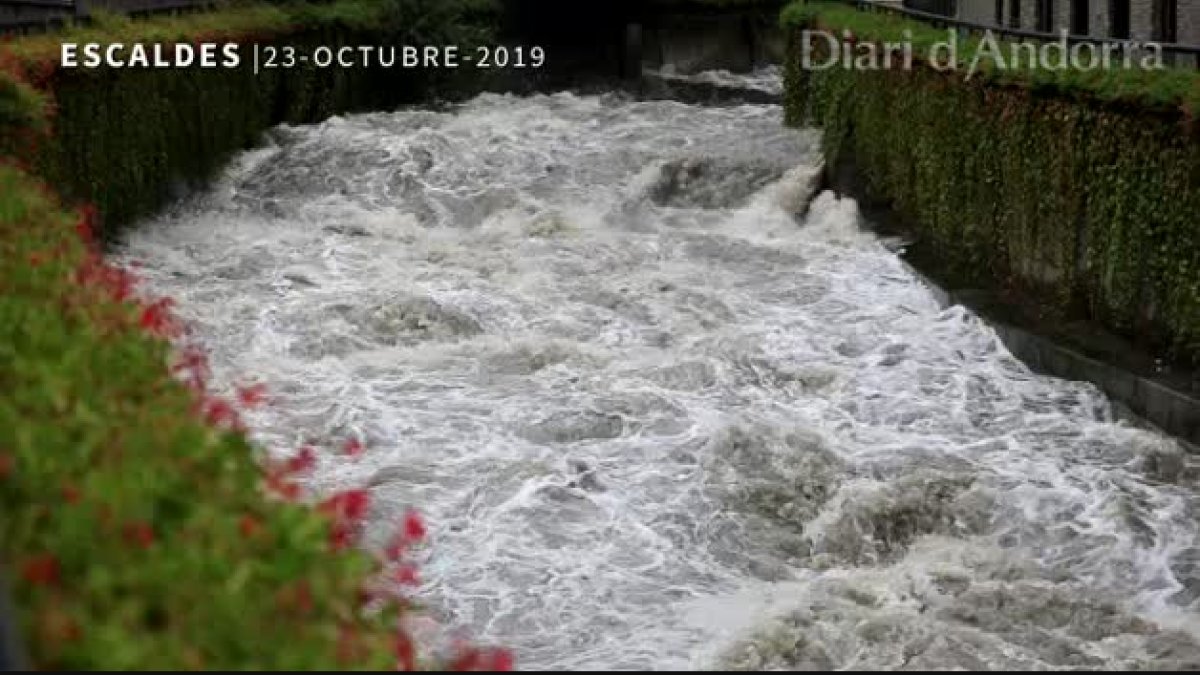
115, 82, 1200, 670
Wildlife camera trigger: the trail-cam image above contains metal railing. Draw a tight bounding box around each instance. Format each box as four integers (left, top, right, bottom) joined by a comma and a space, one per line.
0, 0, 78, 34
836, 0, 1200, 68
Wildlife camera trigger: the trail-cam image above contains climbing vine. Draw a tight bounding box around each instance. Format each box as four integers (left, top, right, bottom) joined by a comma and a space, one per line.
1, 0, 499, 239
783, 4, 1200, 365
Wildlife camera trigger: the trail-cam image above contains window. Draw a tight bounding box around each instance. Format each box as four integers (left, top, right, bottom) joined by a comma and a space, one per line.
996, 0, 1005, 25
1071, 0, 1089, 33
1153, 0, 1178, 42
1109, 0, 1130, 39
1009, 0, 1022, 27
1037, 0, 1055, 32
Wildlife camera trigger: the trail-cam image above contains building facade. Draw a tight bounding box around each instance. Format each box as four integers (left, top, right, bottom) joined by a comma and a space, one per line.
928, 0, 1199, 44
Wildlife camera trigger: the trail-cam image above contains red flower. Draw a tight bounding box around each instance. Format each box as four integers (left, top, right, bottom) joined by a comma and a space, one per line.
402, 509, 427, 542
488, 649, 515, 672
236, 382, 268, 409
394, 564, 420, 587
286, 446, 316, 475
73, 253, 100, 285
139, 298, 179, 337
394, 631, 416, 672
0, 453, 12, 480
447, 648, 483, 672
343, 437, 364, 457
319, 489, 370, 524
75, 205, 97, 245
172, 346, 210, 374
384, 536, 407, 562
202, 397, 241, 429
21, 555, 60, 587
122, 521, 156, 549
266, 473, 302, 502
172, 346, 211, 391
384, 509, 426, 561
329, 522, 356, 552
448, 647, 514, 672
76, 254, 139, 303
239, 515, 262, 539
105, 266, 137, 303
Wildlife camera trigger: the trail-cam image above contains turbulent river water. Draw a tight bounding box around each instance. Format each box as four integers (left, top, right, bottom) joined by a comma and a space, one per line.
114, 81, 1200, 670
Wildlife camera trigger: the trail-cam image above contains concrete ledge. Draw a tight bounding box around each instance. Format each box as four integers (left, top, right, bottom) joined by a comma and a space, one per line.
813, 136, 1200, 448
638, 71, 782, 104
902, 258, 1200, 448
639, 9, 785, 75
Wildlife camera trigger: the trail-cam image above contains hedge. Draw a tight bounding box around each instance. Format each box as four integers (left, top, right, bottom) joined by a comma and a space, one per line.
783, 1, 1200, 366
781, 2, 1200, 114
0, 1, 512, 670
0, 163, 412, 670
2, 0, 500, 240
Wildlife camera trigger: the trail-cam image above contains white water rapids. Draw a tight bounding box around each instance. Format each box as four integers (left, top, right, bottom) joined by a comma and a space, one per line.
114, 84, 1200, 670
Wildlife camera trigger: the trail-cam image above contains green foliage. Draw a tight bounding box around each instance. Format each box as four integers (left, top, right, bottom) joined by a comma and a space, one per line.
0, 73, 49, 160
316, 0, 501, 44
35, 38, 414, 234
1, 0, 498, 238
0, 165, 400, 670
783, 1, 1200, 113
2, 4, 292, 64
0, 73, 46, 130
783, 6, 1200, 364
0, 2, 509, 670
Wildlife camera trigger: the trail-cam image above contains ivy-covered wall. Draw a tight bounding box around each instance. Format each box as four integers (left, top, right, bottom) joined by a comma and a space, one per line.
2, 0, 498, 238
784, 5, 1200, 366
38, 36, 416, 233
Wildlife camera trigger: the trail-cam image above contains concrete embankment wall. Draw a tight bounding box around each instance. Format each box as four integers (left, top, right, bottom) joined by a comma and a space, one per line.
2, 1, 785, 239
496, 0, 787, 91
639, 6, 787, 74
783, 14, 1200, 443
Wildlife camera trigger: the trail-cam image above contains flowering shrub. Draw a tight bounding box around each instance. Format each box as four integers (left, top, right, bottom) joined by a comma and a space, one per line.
0, 2, 514, 668
0, 167, 513, 669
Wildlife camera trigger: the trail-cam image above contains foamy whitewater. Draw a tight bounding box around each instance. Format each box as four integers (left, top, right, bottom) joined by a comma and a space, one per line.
114, 85, 1200, 670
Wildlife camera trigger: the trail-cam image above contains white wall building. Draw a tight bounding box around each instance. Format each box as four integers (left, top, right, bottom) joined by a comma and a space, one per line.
918, 0, 1199, 45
